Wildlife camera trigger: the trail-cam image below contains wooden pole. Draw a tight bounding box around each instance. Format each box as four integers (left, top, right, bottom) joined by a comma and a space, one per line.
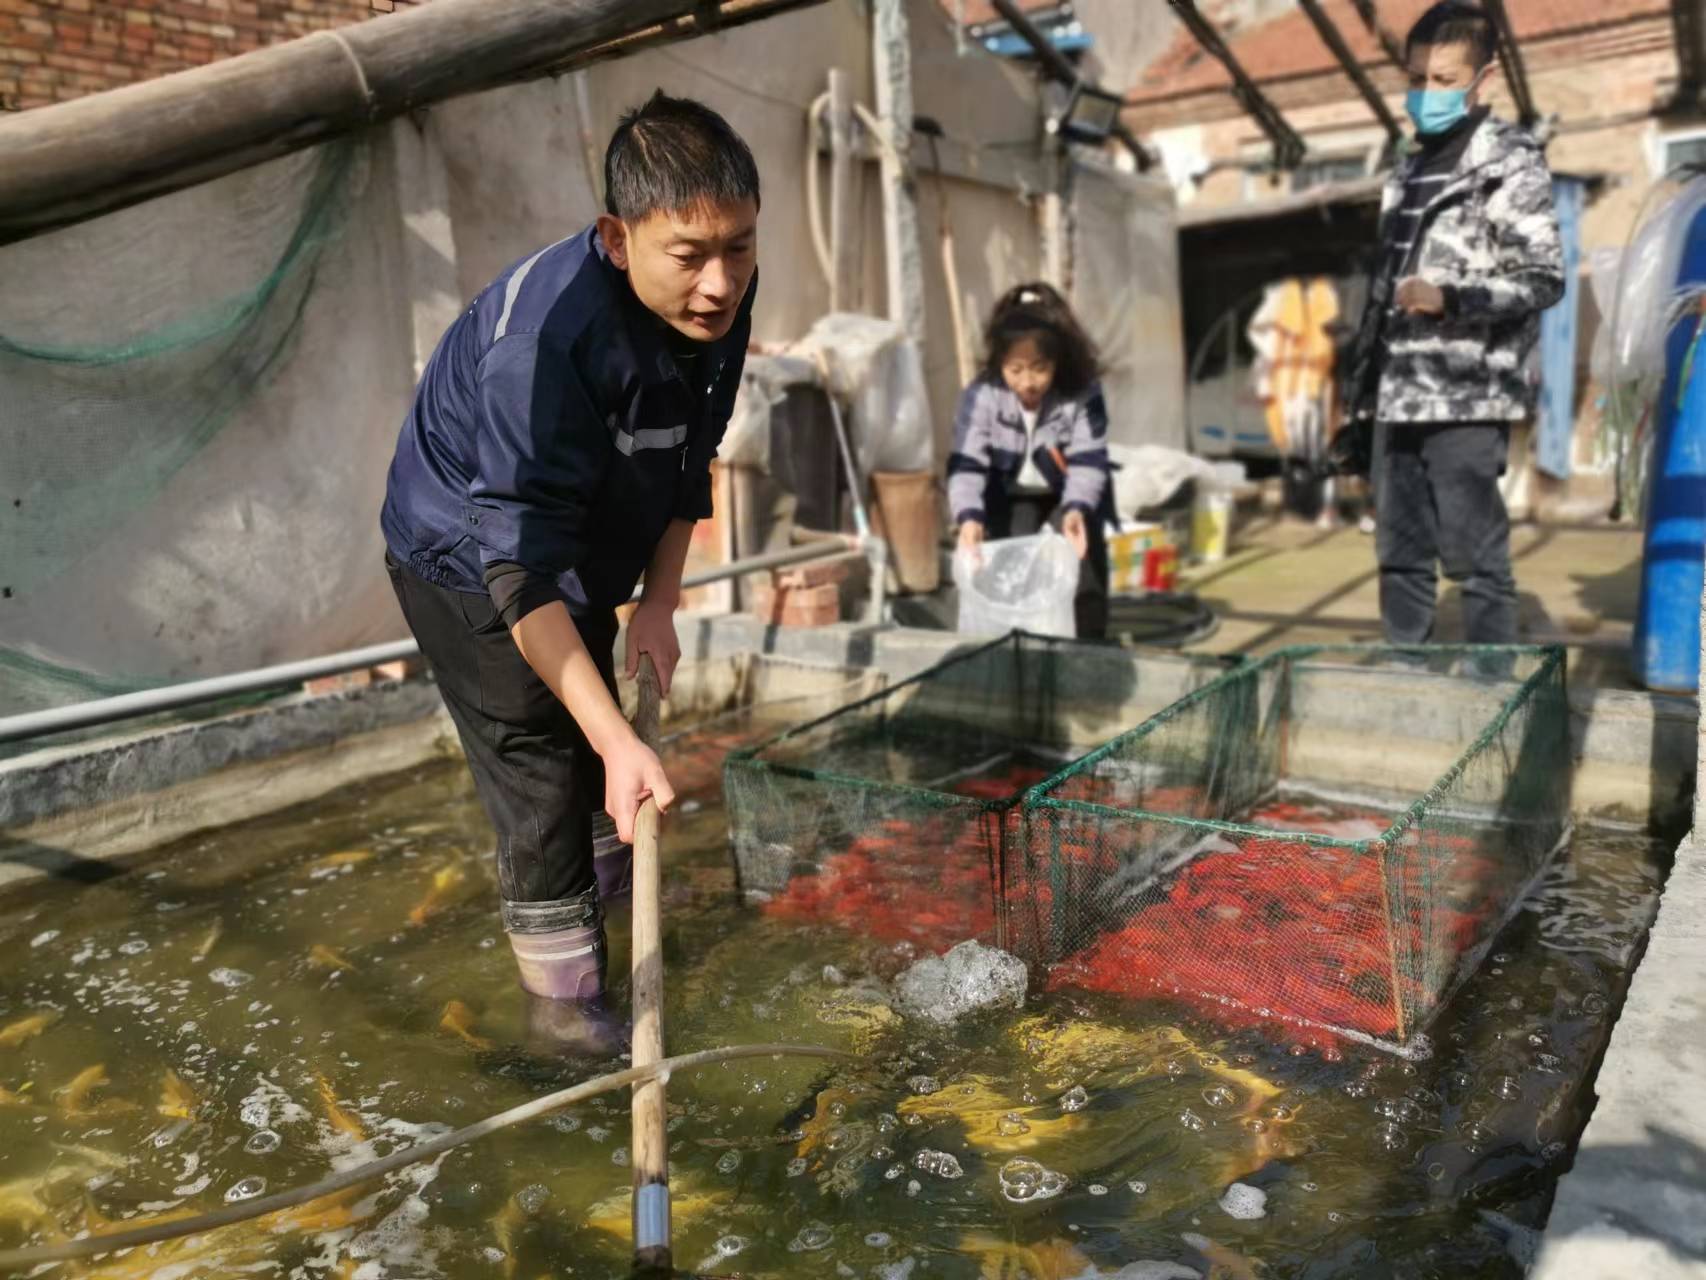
0, 0, 831, 245
827, 67, 859, 314
872, 0, 927, 346
629, 654, 670, 1274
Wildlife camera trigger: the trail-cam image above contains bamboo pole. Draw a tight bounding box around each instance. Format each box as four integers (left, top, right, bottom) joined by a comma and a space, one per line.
0, 0, 780, 245
629, 653, 671, 1273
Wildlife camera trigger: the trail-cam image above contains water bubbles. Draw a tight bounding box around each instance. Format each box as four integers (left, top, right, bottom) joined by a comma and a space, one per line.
243, 1129, 281, 1155
715, 1151, 741, 1175
1492, 1076, 1523, 1102
548, 1114, 580, 1134
1268, 1104, 1296, 1122
1375, 1097, 1424, 1125
515, 1183, 550, 1214
884, 1163, 906, 1181
1493, 952, 1511, 964
1445, 1070, 1473, 1094
611, 1147, 629, 1167
1243, 1118, 1269, 1135
1300, 1181, 1318, 1192
1372, 1122, 1409, 1152
1165, 1059, 1188, 1078
1127, 1180, 1148, 1195
1219, 1182, 1267, 1220
912, 1149, 964, 1180
999, 1158, 1067, 1203
118, 940, 150, 956
208, 967, 253, 989
1202, 1084, 1240, 1110
788, 1223, 834, 1252
1461, 1120, 1496, 1150
1342, 1079, 1372, 1099
1178, 1108, 1207, 1133
710, 1235, 747, 1261
906, 1075, 940, 1096
865, 1232, 892, 1248
1059, 1086, 1090, 1114
903, 1112, 925, 1127
825, 1126, 853, 1152
1541, 1140, 1567, 1162
1427, 1162, 1446, 1181
786, 1157, 807, 1178
1535, 1053, 1564, 1074
877, 1112, 900, 1135
871, 1145, 895, 1163
223, 1176, 267, 1203
906, 1179, 921, 1197
1088, 1183, 1109, 1196
997, 1113, 1031, 1137
1581, 993, 1609, 1016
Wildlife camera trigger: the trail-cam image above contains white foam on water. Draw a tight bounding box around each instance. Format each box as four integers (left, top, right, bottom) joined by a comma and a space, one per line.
1218, 1182, 1267, 1220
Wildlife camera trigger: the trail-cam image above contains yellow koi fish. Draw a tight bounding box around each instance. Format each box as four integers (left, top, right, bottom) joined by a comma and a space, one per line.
56, 1065, 133, 1117
157, 1070, 196, 1119
0, 1009, 60, 1049
0, 1081, 32, 1106
309, 944, 355, 972
193, 917, 224, 960
315, 1074, 366, 1141
962, 1232, 1101, 1280
407, 865, 466, 926
309, 849, 374, 873
439, 1000, 494, 1051
897, 1074, 1084, 1152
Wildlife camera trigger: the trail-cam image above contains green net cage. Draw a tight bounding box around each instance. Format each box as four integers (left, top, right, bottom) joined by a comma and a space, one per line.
1017, 644, 1573, 1056
722, 631, 1230, 955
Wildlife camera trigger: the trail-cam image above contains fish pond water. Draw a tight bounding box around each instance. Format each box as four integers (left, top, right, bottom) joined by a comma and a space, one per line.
0, 738, 1667, 1279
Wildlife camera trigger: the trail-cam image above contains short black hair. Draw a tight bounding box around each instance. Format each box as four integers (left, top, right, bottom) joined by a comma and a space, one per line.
603, 90, 761, 222
1405, 1, 1497, 72
982, 281, 1100, 400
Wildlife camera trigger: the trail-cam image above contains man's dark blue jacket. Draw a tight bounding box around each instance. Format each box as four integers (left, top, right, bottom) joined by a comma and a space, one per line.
381, 226, 753, 615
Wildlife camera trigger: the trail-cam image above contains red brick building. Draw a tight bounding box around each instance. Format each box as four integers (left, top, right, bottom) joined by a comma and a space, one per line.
0, 0, 403, 110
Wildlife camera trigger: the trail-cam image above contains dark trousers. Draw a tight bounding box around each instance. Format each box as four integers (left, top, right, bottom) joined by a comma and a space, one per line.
1373, 422, 1517, 645
385, 554, 617, 908
999, 493, 1110, 641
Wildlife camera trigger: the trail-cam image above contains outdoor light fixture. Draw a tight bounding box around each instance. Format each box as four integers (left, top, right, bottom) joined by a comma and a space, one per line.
1047, 81, 1125, 144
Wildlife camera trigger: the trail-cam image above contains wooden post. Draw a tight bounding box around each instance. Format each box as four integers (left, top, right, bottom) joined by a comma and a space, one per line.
872, 0, 926, 346
629, 654, 670, 1273
827, 67, 859, 313
0, 0, 701, 245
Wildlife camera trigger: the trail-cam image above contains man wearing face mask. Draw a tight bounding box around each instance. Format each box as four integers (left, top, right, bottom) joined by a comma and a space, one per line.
1343, 1, 1563, 646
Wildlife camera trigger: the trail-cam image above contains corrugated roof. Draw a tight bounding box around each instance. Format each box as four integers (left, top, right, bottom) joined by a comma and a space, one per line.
1130, 0, 1670, 102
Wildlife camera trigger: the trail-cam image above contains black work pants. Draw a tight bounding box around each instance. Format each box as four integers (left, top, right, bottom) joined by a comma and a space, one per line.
998, 493, 1110, 642
1373, 422, 1517, 645
385, 553, 617, 909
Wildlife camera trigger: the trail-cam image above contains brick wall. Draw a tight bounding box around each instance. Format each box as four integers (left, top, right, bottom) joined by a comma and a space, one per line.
0, 0, 410, 111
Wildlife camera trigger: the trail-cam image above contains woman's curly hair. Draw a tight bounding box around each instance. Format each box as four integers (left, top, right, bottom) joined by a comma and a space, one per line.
980, 281, 1100, 400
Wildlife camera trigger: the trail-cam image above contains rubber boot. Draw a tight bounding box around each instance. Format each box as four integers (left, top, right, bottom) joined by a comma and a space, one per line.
591, 812, 633, 902
503, 890, 624, 1058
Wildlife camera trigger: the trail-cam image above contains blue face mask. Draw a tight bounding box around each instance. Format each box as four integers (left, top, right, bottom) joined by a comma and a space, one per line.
1406, 87, 1471, 137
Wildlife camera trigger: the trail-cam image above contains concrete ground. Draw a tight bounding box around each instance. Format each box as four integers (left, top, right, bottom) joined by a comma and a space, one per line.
1171, 509, 1646, 691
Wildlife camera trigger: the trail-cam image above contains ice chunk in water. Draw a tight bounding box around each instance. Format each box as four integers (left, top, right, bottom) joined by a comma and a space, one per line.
1218, 1182, 1267, 1220
894, 941, 1026, 1025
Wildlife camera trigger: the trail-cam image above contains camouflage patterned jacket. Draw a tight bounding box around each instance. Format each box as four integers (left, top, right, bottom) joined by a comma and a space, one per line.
1347, 114, 1564, 424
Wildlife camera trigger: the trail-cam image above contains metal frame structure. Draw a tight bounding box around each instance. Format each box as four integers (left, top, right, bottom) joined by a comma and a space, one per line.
1297, 0, 1402, 151
1480, 0, 1539, 129
987, 0, 1151, 169
1164, 0, 1306, 170
0, 539, 866, 745
1348, 0, 1406, 69
1670, 0, 1706, 112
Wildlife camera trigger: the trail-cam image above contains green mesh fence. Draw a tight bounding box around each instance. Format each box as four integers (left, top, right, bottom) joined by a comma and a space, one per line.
1019, 645, 1572, 1056
0, 140, 360, 711
722, 631, 1230, 955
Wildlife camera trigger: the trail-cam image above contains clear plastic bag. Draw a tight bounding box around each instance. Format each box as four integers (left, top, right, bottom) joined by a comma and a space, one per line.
953, 529, 1079, 639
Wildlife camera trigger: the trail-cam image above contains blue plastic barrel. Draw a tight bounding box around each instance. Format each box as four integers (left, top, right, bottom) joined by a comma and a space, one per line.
1633, 202, 1706, 693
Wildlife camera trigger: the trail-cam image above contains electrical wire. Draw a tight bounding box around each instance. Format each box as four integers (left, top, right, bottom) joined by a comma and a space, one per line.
0, 1042, 845, 1270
